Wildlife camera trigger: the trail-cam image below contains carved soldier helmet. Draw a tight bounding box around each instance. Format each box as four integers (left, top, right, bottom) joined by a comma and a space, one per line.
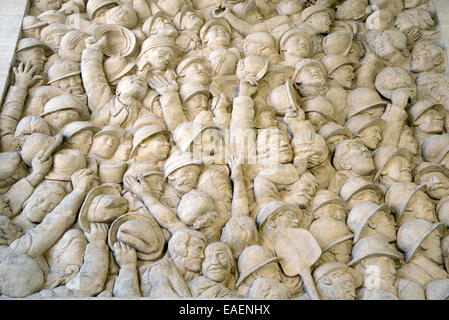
171, 119, 216, 153
176, 56, 207, 78
20, 133, 59, 166
313, 261, 363, 287
372, 146, 412, 182
345, 115, 384, 137
346, 88, 387, 119
347, 237, 402, 266
58, 30, 88, 62
79, 183, 128, 233
40, 95, 90, 120
93, 124, 125, 141
15, 116, 51, 148
41, 23, 69, 41
162, 151, 202, 179
339, 177, 385, 201
16, 38, 53, 56
47, 60, 81, 84
375, 67, 415, 100
22, 15, 48, 31
236, 245, 279, 288
302, 96, 336, 122
61, 121, 100, 140
319, 122, 353, 140
426, 279, 449, 300
311, 189, 346, 214
413, 162, 449, 185
322, 54, 354, 75
323, 32, 353, 56
232, 0, 258, 20
106, 4, 138, 29
256, 201, 302, 228
347, 202, 391, 243
173, 5, 204, 30
86, 0, 120, 19
397, 219, 444, 262
37, 10, 66, 25
422, 134, 449, 163
301, 5, 334, 22
138, 35, 175, 59
385, 182, 427, 218
267, 80, 302, 116
292, 59, 327, 84
103, 56, 136, 83
142, 11, 173, 37
408, 99, 445, 124
280, 29, 312, 53
179, 83, 211, 103
200, 18, 232, 43
309, 218, 354, 253
130, 124, 170, 158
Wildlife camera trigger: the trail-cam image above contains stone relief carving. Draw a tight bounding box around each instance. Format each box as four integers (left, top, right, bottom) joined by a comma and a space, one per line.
0, 0, 448, 300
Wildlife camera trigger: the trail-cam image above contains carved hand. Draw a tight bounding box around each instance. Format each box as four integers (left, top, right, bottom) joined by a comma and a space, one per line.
238, 80, 258, 97
71, 169, 99, 194
148, 73, 179, 95
123, 175, 152, 201
87, 223, 109, 243
113, 241, 137, 268
31, 150, 53, 178
85, 35, 108, 51
13, 62, 42, 89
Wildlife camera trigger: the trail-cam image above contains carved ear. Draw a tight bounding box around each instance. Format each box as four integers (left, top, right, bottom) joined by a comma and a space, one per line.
339, 159, 352, 170
267, 215, 277, 228
433, 53, 444, 67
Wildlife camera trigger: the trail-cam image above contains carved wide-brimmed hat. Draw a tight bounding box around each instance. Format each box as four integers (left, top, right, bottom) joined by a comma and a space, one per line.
40, 95, 90, 120
347, 202, 391, 243
16, 38, 53, 56
20, 133, 60, 166
129, 125, 170, 159
413, 162, 449, 184
408, 99, 445, 123
86, 0, 120, 19
385, 182, 427, 219
93, 24, 136, 57
22, 15, 48, 31
312, 261, 363, 288
301, 5, 334, 22
347, 237, 402, 266
267, 79, 301, 116
397, 219, 444, 262
176, 56, 207, 77
279, 29, 311, 52
162, 151, 202, 179
256, 201, 302, 228
236, 245, 279, 288
339, 177, 385, 201
345, 115, 384, 137
346, 88, 387, 119
311, 189, 346, 214
98, 161, 128, 184
58, 30, 89, 62
171, 120, 217, 153
179, 83, 211, 103
142, 11, 173, 37
426, 279, 449, 300
302, 96, 336, 122
422, 134, 449, 164
45, 149, 88, 181
108, 213, 165, 261
103, 56, 136, 83
79, 183, 127, 233
372, 146, 412, 183
200, 18, 232, 43
15, 116, 51, 147
309, 218, 354, 253
322, 54, 355, 75
47, 60, 81, 84
319, 122, 353, 140
375, 67, 415, 99
138, 35, 175, 59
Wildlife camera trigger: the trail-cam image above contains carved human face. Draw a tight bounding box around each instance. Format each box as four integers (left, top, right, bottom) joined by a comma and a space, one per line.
117, 76, 148, 101
411, 47, 437, 73
346, 144, 375, 176
67, 130, 94, 156
296, 175, 317, 208
358, 125, 382, 150
205, 25, 231, 48
359, 256, 396, 290
183, 236, 206, 273
152, 17, 178, 38
296, 141, 328, 168
402, 191, 437, 225
91, 134, 120, 160
336, 0, 366, 20
348, 189, 383, 209
43, 31, 67, 52
141, 46, 174, 71
16, 48, 46, 73
326, 135, 348, 154
183, 62, 210, 85
314, 204, 347, 221
358, 106, 385, 119
374, 33, 403, 61
420, 229, 443, 264
0, 216, 22, 245
329, 240, 352, 264
284, 35, 311, 58
252, 262, 282, 283
416, 109, 445, 134
381, 156, 412, 187
137, 133, 170, 162
332, 65, 354, 90
243, 42, 276, 60
296, 65, 327, 87
202, 245, 232, 283
276, 0, 303, 15
418, 172, 449, 200
307, 12, 332, 33
398, 126, 419, 155
23, 188, 65, 223
44, 110, 80, 133
167, 165, 201, 195
181, 11, 204, 31
307, 112, 330, 129
185, 94, 210, 119
273, 209, 301, 230
365, 210, 397, 243
260, 132, 293, 165
317, 269, 357, 300
52, 75, 84, 96
0, 196, 12, 218
143, 174, 164, 200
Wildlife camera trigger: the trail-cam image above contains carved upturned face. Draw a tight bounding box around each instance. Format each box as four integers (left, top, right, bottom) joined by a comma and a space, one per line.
42, 30, 68, 52
205, 25, 231, 48
348, 189, 383, 209
90, 134, 120, 160
420, 229, 443, 264
356, 256, 396, 290
183, 235, 206, 273
182, 62, 210, 85
374, 32, 407, 61
415, 108, 445, 134
202, 244, 232, 283
363, 210, 397, 243
276, 0, 303, 15
167, 165, 201, 195
306, 12, 333, 33
331, 65, 354, 89
139, 46, 175, 71
418, 172, 449, 200
185, 94, 210, 119
284, 35, 311, 59
316, 269, 358, 300
22, 185, 66, 223
357, 125, 382, 150
136, 133, 170, 163
401, 190, 437, 225
296, 65, 327, 88
51, 75, 84, 97
337, 142, 375, 176
151, 17, 178, 38
180, 10, 204, 31
44, 110, 80, 133
259, 131, 293, 165
16, 48, 46, 73
380, 156, 412, 187
411, 45, 442, 73
65, 130, 94, 156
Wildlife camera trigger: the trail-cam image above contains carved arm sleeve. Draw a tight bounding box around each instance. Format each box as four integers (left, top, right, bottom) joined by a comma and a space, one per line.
159, 91, 187, 131
113, 265, 141, 297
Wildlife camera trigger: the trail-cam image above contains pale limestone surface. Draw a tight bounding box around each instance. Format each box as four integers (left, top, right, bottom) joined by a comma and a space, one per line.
0, 0, 448, 300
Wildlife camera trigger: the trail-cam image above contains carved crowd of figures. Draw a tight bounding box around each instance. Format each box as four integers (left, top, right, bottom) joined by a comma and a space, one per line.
0, 0, 449, 300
